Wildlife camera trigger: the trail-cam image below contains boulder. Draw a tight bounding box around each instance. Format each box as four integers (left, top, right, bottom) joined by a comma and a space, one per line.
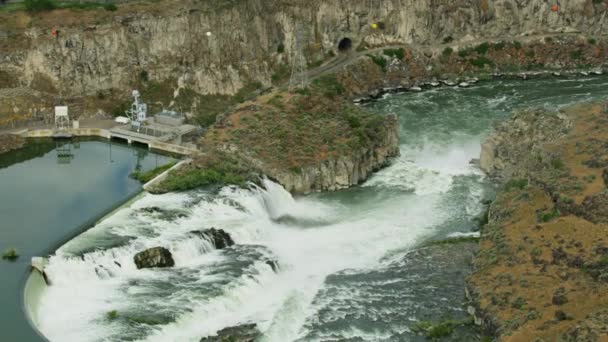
200, 323, 260, 342
133, 247, 175, 269
190, 228, 234, 249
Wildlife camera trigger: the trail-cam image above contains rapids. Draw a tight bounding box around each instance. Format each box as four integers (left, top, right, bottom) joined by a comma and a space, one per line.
34, 76, 608, 341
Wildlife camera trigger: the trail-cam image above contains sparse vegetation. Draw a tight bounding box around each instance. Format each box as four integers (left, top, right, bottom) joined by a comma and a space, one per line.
422, 236, 480, 247
469, 56, 493, 68
383, 48, 405, 60
2, 248, 19, 261
106, 310, 119, 321
537, 207, 561, 222
504, 179, 528, 191
157, 151, 256, 192
474, 42, 490, 55
513, 40, 522, 49
570, 50, 583, 60
368, 54, 388, 72
130, 161, 177, 183
311, 74, 345, 98
411, 318, 473, 339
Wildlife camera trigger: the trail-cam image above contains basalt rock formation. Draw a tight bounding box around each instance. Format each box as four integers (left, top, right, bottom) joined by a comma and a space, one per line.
190, 228, 235, 250
468, 102, 608, 340
200, 323, 260, 342
133, 246, 175, 269
0, 134, 25, 155
3, 0, 608, 126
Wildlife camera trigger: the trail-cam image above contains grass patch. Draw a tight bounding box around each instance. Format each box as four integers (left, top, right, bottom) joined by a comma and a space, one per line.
383, 48, 405, 60
130, 161, 178, 183
2, 248, 19, 261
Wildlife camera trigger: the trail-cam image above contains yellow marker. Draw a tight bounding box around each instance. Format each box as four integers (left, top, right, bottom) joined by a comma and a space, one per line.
372, 23, 378, 29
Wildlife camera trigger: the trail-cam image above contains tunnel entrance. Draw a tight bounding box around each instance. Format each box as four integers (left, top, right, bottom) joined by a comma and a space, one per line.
338, 38, 353, 52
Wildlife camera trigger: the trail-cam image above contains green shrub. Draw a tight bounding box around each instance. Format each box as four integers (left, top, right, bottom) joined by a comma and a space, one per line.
103, 3, 117, 11
474, 42, 490, 55
277, 43, 285, 54
504, 179, 528, 191
551, 157, 565, 170
24, 0, 55, 12
493, 41, 506, 50
526, 50, 535, 57
458, 49, 470, 58
2, 248, 19, 261
588, 37, 597, 45
513, 40, 522, 49
538, 208, 561, 222
442, 47, 453, 56
106, 310, 119, 321
130, 161, 177, 183
383, 48, 405, 60
469, 56, 493, 68
139, 70, 149, 82
443, 36, 454, 44
368, 54, 388, 72
570, 50, 583, 60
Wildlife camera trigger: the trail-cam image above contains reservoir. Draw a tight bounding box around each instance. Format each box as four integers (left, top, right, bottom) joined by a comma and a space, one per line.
0, 139, 173, 341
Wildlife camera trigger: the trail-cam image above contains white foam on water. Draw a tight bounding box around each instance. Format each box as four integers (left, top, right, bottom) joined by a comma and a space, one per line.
36, 169, 456, 342
364, 137, 483, 195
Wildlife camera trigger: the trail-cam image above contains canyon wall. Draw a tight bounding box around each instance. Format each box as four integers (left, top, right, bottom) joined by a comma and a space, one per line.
2, 0, 608, 126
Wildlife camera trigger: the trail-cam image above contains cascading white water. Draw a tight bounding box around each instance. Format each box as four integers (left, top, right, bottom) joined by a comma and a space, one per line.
36, 148, 480, 342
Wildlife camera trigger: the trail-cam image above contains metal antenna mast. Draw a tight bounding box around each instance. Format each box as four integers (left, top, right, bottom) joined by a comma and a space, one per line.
289, 22, 309, 90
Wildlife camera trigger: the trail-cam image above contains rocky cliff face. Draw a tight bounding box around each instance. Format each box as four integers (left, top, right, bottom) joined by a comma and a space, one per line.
469, 102, 608, 340
264, 115, 399, 193
3, 0, 608, 126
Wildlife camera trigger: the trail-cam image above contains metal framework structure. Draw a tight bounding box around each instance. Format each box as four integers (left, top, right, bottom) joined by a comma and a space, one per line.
54, 106, 70, 130
125, 90, 148, 132
288, 22, 309, 90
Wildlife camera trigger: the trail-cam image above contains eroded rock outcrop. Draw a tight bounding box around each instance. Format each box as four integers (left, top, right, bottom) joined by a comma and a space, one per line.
190, 228, 234, 250
200, 323, 260, 342
263, 115, 399, 193
479, 108, 572, 180
133, 247, 175, 269
0, 134, 25, 155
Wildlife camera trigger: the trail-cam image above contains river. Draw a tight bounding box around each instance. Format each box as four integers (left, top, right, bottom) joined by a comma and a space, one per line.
0, 139, 173, 342
17, 76, 608, 341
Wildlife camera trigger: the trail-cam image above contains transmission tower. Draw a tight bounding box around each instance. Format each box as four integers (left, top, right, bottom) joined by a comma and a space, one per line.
289, 23, 309, 90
